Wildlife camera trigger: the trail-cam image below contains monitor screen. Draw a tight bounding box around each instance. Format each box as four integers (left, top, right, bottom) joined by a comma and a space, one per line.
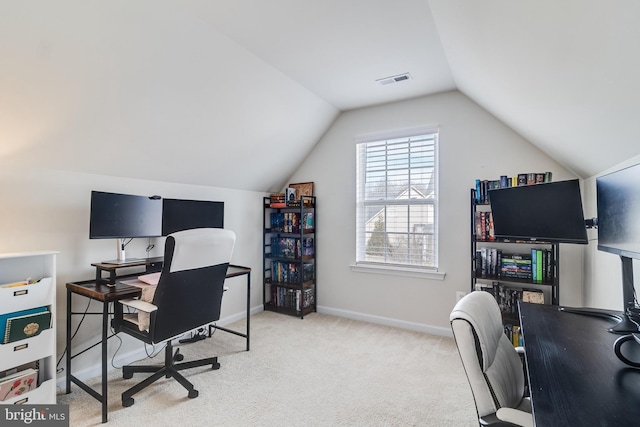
488, 179, 588, 244
89, 191, 162, 239
162, 198, 224, 235
597, 163, 640, 259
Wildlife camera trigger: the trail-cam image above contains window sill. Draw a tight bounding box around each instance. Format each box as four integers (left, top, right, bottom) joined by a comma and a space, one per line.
350, 263, 446, 280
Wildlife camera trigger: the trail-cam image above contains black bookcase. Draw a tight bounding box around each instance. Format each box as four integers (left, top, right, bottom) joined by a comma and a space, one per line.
470, 188, 559, 330
263, 195, 316, 318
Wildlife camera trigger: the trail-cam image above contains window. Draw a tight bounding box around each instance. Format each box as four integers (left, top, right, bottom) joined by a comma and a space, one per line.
356, 130, 438, 271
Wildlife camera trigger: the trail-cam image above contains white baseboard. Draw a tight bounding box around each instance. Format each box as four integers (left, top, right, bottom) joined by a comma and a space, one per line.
56, 305, 263, 392
316, 305, 453, 338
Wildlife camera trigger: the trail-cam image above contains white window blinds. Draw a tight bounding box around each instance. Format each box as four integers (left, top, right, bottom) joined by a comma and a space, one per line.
356, 131, 438, 269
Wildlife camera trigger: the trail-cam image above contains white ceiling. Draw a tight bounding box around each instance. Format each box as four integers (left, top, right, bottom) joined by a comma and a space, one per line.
1, 1, 638, 191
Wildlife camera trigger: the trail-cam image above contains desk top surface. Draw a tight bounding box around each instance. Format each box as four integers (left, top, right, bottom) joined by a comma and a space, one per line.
520, 302, 640, 427
67, 264, 251, 301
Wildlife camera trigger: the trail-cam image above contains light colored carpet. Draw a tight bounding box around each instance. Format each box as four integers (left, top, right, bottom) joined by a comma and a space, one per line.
57, 311, 478, 426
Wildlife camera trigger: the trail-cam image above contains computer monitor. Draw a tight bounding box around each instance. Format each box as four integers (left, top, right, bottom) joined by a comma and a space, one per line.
89, 191, 162, 263
488, 179, 588, 244
596, 163, 640, 333
161, 198, 224, 236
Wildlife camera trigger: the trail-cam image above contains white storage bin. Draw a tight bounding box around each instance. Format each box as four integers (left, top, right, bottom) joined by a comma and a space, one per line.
0, 278, 54, 314
2, 378, 55, 405
0, 329, 54, 372
0, 252, 57, 406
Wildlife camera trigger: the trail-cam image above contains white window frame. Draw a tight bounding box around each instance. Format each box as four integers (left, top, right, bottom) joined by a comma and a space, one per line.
352, 127, 445, 280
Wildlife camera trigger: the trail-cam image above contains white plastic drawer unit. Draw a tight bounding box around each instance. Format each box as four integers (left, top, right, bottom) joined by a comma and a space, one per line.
1, 378, 55, 405
0, 277, 54, 314
0, 252, 57, 405
0, 328, 55, 372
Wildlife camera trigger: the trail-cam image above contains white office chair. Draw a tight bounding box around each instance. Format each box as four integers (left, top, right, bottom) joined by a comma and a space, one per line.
450, 291, 533, 427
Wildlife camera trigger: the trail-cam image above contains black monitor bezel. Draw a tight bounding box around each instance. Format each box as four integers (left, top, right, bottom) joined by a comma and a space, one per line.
488, 179, 588, 244
161, 198, 224, 236
89, 191, 163, 239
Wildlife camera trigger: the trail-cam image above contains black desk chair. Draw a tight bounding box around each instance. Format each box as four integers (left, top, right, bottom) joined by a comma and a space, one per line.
112, 228, 235, 407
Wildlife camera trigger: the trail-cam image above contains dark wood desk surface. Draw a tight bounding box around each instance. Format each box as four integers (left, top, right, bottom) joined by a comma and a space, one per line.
67, 264, 251, 302
520, 302, 640, 427
66, 279, 141, 302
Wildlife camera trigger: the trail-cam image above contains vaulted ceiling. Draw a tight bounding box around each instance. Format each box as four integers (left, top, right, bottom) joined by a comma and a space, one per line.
1, 1, 638, 192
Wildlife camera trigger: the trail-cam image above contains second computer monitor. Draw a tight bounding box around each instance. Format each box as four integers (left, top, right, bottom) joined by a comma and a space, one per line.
161, 198, 224, 235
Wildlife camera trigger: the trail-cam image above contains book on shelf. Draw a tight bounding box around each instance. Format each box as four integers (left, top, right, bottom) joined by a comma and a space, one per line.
3, 308, 51, 344
501, 253, 532, 280
269, 193, 286, 208
474, 172, 553, 203
270, 236, 314, 259
474, 211, 494, 241
270, 212, 315, 233
505, 325, 523, 348
517, 174, 527, 186
477, 248, 553, 282
0, 368, 38, 401
270, 260, 314, 284
0, 306, 47, 336
270, 285, 315, 311
475, 282, 522, 316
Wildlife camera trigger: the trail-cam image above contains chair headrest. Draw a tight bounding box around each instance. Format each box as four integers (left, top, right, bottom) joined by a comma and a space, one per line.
450, 291, 503, 371
166, 228, 236, 273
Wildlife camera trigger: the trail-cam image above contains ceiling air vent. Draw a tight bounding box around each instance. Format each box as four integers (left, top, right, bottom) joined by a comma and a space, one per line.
376, 73, 412, 86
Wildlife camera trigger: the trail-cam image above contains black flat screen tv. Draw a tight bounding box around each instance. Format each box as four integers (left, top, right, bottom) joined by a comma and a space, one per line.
488, 179, 588, 244
89, 191, 162, 239
162, 198, 224, 236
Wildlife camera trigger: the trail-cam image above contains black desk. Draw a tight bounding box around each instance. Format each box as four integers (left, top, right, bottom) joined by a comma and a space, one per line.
519, 302, 640, 426
65, 264, 251, 423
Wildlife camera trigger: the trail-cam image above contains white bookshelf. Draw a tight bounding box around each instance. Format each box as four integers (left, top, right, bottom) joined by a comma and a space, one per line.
0, 251, 57, 405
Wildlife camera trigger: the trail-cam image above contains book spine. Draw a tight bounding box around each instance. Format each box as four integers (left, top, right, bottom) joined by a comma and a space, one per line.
536, 250, 543, 283
531, 249, 537, 282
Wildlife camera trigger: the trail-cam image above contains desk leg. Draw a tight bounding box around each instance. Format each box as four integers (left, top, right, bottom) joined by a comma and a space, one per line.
101, 301, 109, 423
246, 271, 251, 351
66, 289, 72, 394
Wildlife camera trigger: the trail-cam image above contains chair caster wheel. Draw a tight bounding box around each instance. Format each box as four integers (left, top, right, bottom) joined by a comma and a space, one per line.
123, 397, 135, 407
188, 389, 199, 399
123, 372, 133, 379
212, 362, 221, 370
174, 353, 184, 362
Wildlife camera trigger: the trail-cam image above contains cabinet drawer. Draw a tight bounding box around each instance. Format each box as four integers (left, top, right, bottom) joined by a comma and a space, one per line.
1, 378, 55, 405
0, 278, 53, 314
0, 329, 54, 372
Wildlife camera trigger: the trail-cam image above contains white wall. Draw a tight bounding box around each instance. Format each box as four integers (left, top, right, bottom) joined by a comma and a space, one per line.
0, 166, 265, 375
582, 154, 640, 310
288, 90, 583, 333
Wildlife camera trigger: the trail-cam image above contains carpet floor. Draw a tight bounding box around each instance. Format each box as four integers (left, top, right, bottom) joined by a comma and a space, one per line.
57, 311, 477, 426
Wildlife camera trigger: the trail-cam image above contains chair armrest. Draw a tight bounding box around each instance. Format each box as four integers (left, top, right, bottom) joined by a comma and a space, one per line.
120, 298, 158, 313
496, 407, 533, 427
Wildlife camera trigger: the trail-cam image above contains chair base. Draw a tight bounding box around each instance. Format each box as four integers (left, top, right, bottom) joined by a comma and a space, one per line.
121, 342, 220, 407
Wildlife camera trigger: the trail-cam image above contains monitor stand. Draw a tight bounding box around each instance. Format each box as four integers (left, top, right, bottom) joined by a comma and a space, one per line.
558, 306, 639, 334
101, 238, 144, 265
560, 256, 640, 334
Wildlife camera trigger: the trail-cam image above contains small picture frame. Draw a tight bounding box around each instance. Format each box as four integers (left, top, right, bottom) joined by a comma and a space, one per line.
289, 182, 314, 198
286, 187, 297, 202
